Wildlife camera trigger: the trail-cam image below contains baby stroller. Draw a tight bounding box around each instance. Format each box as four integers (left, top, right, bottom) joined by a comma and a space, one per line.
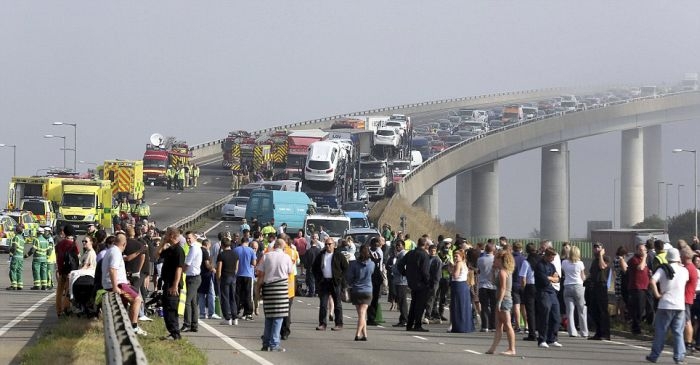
70, 272, 98, 318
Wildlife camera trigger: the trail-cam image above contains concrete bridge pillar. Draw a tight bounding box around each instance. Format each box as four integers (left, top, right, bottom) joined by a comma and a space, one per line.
621, 128, 645, 227
643, 125, 662, 219
471, 161, 499, 237
540, 142, 569, 242
456, 171, 472, 236
415, 186, 439, 219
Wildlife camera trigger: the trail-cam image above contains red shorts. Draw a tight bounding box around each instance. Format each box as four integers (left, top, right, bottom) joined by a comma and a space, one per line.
117, 283, 140, 305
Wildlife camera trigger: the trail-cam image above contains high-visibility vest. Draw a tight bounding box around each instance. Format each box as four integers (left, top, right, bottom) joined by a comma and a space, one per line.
34, 236, 49, 262
138, 204, 151, 217
118, 202, 131, 213
178, 169, 185, 179
11, 235, 25, 259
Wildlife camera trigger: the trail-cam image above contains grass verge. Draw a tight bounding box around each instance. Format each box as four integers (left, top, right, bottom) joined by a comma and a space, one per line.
21, 316, 206, 365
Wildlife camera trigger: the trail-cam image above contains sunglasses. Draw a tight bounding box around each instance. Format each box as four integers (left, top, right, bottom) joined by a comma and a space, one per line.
82, 240, 88, 243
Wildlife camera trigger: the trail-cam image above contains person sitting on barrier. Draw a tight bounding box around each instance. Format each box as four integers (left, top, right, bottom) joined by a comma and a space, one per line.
102, 232, 148, 337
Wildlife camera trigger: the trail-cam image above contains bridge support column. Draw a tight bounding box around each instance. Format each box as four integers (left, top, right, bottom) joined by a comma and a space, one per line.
621, 128, 645, 227
456, 171, 472, 236
643, 125, 662, 219
540, 143, 569, 242
471, 162, 499, 237
415, 187, 439, 219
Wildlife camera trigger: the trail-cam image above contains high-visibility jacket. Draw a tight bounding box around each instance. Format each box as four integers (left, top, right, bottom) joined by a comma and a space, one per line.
261, 225, 276, 236
46, 236, 56, 263
404, 239, 415, 251
178, 169, 185, 180
118, 202, 131, 213
10, 235, 25, 259
32, 236, 50, 262
137, 203, 151, 217
193, 167, 200, 177
166, 168, 175, 178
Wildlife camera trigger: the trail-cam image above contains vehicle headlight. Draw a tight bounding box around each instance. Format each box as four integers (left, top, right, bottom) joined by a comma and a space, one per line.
57, 213, 64, 220
85, 214, 95, 221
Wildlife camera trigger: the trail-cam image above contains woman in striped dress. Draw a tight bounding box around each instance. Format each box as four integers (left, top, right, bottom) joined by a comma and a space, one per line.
256, 239, 293, 352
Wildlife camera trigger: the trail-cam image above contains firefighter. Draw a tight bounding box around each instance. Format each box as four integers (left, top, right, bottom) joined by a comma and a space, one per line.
166, 165, 175, 190
184, 164, 190, 188
25, 227, 50, 290
45, 229, 56, 289
7, 226, 25, 290
192, 164, 200, 187
136, 198, 151, 222
231, 171, 240, 192
177, 166, 185, 190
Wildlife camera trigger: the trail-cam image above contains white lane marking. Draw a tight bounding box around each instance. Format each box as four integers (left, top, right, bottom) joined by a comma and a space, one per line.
343, 315, 352, 319
464, 349, 481, 355
199, 322, 273, 365
177, 192, 182, 195
438, 342, 444, 345
412, 335, 428, 341
164, 197, 171, 200
0, 293, 55, 337
199, 157, 222, 167
604, 338, 700, 360
296, 300, 304, 303
152, 203, 158, 206
215, 177, 220, 180
376, 325, 384, 328
204, 220, 225, 235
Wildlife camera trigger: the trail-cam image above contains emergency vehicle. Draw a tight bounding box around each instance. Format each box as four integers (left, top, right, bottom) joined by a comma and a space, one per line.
98, 160, 145, 200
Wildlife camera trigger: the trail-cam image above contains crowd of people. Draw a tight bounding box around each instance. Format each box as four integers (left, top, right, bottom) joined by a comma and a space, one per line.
11, 217, 700, 363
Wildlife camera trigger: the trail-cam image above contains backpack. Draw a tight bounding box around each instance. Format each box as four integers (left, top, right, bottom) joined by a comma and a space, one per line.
61, 247, 80, 275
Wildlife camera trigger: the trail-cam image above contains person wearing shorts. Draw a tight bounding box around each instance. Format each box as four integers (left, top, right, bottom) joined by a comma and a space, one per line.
486, 250, 517, 356
102, 232, 147, 336
346, 244, 375, 341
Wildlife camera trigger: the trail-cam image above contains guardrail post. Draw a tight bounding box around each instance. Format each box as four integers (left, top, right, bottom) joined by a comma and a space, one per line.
103, 292, 148, 365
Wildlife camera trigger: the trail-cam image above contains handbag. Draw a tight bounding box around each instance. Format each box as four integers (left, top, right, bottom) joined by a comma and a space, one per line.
341, 287, 351, 303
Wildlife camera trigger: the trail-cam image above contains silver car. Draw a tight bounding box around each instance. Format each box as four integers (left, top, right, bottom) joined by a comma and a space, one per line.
220, 196, 248, 221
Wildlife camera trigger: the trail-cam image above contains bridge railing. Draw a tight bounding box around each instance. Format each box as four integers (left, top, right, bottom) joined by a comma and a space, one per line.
186, 87, 567, 160
400, 89, 696, 187
103, 292, 148, 365
168, 193, 234, 230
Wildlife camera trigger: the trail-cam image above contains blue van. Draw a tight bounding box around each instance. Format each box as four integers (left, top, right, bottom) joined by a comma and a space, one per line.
245, 190, 314, 232
346, 211, 370, 229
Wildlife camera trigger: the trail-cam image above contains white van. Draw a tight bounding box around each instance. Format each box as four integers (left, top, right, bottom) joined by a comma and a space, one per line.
304, 141, 341, 182
410, 150, 423, 168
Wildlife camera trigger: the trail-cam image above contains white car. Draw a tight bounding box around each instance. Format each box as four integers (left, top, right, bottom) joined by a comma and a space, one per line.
384, 120, 406, 137
220, 196, 248, 220
374, 127, 400, 147
305, 141, 341, 181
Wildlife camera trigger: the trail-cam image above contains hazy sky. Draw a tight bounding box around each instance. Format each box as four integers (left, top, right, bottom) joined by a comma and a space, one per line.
2, 1, 700, 237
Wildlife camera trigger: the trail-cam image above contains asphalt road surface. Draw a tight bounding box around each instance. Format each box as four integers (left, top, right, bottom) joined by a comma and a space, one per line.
180, 219, 700, 365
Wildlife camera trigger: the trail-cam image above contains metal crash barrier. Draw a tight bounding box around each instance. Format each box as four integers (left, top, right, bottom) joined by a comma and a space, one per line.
103, 292, 148, 365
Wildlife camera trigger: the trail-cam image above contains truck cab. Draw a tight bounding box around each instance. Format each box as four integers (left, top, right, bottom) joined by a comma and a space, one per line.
359, 159, 392, 200
304, 207, 351, 243
57, 179, 112, 233
20, 198, 56, 230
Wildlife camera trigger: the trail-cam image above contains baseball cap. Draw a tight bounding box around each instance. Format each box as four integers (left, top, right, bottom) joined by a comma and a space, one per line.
666, 247, 681, 262
443, 238, 453, 243
37, 227, 45, 233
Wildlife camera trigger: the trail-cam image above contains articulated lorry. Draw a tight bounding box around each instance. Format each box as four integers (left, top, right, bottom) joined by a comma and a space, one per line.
359, 158, 393, 200
285, 129, 328, 179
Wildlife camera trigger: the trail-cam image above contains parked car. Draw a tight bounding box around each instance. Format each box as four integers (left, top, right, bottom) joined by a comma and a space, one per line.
342, 200, 368, 214
220, 196, 249, 221
0, 215, 18, 253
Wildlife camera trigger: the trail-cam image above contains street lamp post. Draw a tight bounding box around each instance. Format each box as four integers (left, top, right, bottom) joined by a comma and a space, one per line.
678, 184, 685, 215
52, 122, 77, 171
673, 149, 698, 238
666, 183, 673, 231
44, 134, 67, 168
0, 144, 17, 176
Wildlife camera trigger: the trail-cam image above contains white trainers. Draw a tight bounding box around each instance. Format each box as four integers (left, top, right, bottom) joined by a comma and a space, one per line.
233, 319, 239, 326
211, 314, 222, 320
138, 315, 153, 322
549, 342, 563, 347
422, 317, 429, 325
538, 342, 549, 348
134, 327, 148, 337
220, 319, 232, 325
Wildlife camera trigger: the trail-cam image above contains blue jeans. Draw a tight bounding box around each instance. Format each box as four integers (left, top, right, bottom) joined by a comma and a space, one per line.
263, 317, 284, 349
536, 290, 560, 344
198, 277, 216, 317
648, 309, 685, 362
219, 275, 237, 320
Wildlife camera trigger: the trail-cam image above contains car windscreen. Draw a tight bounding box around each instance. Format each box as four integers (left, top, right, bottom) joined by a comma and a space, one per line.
22, 201, 45, 215
377, 130, 395, 136
306, 219, 350, 237
350, 217, 369, 229
62, 193, 95, 208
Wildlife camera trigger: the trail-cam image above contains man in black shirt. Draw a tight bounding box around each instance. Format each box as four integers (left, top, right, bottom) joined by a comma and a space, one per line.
397, 237, 431, 332
217, 237, 239, 325
158, 227, 186, 340
588, 243, 612, 340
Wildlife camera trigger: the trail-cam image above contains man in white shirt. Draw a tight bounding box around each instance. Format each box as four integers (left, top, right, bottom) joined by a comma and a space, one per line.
647, 247, 689, 364
102, 232, 147, 336
182, 231, 203, 332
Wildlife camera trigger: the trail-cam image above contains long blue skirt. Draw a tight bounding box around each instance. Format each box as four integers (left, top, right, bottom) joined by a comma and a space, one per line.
450, 280, 474, 333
